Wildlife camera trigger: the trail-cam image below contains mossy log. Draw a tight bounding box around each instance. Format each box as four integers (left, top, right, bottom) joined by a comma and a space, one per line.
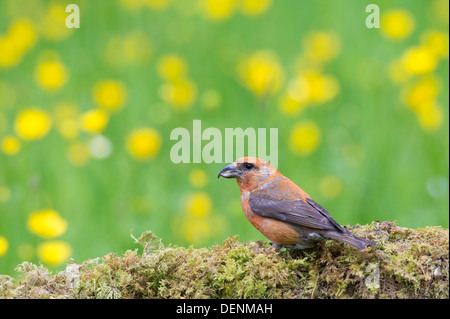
0, 221, 448, 299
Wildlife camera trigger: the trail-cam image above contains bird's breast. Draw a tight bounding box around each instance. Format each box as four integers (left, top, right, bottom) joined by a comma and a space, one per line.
240, 192, 300, 245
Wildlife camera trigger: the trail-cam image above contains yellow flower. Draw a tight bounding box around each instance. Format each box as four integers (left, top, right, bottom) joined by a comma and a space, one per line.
93, 80, 128, 111
35, 59, 68, 91
14, 108, 52, 140
289, 121, 321, 156
319, 175, 343, 199
0, 236, 9, 257
54, 102, 79, 121
388, 59, 411, 83
294, 71, 340, 104
294, 54, 322, 75
185, 192, 212, 217
381, 9, 415, 40
54, 102, 80, 139
402, 76, 441, 111
37, 241, 72, 266
182, 217, 211, 245
159, 78, 197, 110
302, 31, 341, 63
199, 0, 237, 21
80, 109, 109, 134
57, 119, 79, 140
9, 18, 37, 51
126, 127, 162, 160
309, 73, 340, 104
1, 135, 20, 155
415, 102, 444, 132
286, 75, 310, 104
156, 55, 196, 109
189, 169, 209, 188
238, 0, 272, 16
27, 209, 68, 239
0, 36, 19, 68
421, 30, 449, 59
400, 46, 438, 75
238, 50, 284, 97
278, 92, 307, 116
67, 142, 90, 166
0, 19, 36, 68
40, 3, 74, 41
0, 186, 11, 203
156, 54, 188, 81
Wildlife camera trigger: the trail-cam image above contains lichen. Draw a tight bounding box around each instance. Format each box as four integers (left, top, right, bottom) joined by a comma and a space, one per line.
0, 221, 448, 299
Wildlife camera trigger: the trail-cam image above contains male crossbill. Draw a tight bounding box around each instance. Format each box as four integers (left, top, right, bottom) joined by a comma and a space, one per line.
218, 157, 377, 250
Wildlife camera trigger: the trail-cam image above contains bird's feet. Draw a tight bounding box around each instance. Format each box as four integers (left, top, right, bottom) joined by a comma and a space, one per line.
271, 243, 283, 251
251, 242, 281, 253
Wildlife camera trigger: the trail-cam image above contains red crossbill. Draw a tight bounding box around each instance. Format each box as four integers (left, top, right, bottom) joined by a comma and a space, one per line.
218, 157, 377, 250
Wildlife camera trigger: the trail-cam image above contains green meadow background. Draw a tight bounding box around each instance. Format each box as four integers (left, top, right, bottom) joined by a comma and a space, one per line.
0, 0, 448, 276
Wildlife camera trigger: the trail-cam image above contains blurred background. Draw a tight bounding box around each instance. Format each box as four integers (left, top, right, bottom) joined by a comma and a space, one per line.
0, 0, 448, 276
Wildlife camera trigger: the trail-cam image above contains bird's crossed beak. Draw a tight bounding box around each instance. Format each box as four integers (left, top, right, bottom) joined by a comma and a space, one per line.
218, 163, 239, 179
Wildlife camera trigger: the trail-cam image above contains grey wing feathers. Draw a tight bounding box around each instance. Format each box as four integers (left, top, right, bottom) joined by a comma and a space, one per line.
248, 193, 341, 231
305, 198, 346, 232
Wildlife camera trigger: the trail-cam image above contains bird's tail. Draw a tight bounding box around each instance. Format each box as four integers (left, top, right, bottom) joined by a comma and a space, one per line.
325, 230, 378, 250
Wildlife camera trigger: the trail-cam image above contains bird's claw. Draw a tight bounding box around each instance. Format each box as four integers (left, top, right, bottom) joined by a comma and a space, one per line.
271, 243, 282, 251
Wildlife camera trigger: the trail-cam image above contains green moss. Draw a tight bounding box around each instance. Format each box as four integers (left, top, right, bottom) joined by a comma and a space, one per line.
0, 221, 448, 299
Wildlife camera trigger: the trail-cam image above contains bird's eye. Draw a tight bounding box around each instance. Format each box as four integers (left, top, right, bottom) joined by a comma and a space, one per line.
245, 163, 254, 170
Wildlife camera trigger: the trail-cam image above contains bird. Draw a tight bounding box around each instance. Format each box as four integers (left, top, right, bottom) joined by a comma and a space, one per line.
218, 157, 377, 250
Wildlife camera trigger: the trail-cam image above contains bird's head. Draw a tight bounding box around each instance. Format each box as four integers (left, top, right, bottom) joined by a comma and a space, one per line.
218, 157, 279, 192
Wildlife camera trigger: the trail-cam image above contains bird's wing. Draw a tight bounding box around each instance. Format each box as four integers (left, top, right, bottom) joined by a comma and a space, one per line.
304, 197, 346, 232
248, 192, 345, 232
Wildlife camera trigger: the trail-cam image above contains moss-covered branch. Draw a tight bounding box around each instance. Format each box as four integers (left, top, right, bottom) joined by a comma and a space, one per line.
0, 221, 448, 299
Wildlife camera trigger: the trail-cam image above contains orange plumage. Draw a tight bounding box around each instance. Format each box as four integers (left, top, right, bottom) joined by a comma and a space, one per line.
218, 157, 377, 250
